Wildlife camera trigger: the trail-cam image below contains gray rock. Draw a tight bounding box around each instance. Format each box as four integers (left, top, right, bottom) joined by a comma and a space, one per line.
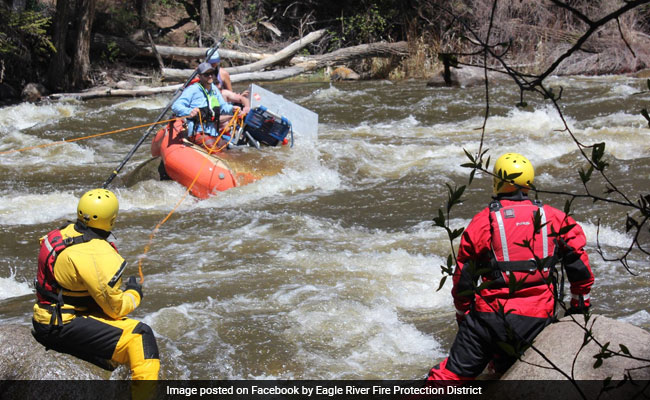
497, 314, 650, 399
0, 323, 109, 380
330, 66, 361, 81
20, 83, 49, 102
115, 80, 134, 90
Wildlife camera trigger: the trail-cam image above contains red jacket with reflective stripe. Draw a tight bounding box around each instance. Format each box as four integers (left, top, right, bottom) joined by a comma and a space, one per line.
452, 196, 594, 319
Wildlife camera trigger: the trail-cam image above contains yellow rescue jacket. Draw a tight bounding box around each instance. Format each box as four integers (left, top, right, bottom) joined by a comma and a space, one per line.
33, 223, 141, 325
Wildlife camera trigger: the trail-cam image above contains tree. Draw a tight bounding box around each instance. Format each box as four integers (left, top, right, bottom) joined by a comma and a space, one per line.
199, 0, 225, 44
47, 0, 71, 91
71, 0, 96, 89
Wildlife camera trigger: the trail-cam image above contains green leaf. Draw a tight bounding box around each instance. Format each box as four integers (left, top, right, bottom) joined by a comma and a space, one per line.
451, 227, 464, 241
591, 142, 609, 171
619, 344, 630, 355
594, 358, 603, 369
557, 224, 576, 235
469, 168, 476, 185
625, 215, 639, 233
437, 276, 448, 292
433, 209, 445, 227
463, 148, 476, 163
579, 166, 594, 184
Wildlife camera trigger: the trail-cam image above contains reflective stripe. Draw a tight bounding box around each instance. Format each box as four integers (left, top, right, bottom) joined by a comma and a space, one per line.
539, 206, 549, 271
494, 210, 509, 261
43, 236, 54, 253
455, 308, 465, 316
572, 293, 590, 300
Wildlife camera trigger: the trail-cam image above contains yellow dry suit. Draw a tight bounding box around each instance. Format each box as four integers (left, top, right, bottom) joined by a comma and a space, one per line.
32, 222, 160, 380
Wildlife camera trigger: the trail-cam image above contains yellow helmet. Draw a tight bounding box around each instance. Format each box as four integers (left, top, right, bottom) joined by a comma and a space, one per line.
77, 188, 119, 231
492, 153, 534, 195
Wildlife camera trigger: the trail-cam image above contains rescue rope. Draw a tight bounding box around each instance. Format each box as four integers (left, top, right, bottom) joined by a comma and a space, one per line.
0, 117, 184, 156
136, 117, 228, 283
194, 109, 243, 153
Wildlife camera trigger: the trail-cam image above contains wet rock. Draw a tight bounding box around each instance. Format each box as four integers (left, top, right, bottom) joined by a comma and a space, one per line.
330, 66, 361, 81
499, 314, 650, 398
21, 83, 49, 102
0, 323, 109, 380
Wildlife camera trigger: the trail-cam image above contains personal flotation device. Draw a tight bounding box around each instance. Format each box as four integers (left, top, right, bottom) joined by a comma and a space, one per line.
488, 199, 559, 276
35, 223, 117, 328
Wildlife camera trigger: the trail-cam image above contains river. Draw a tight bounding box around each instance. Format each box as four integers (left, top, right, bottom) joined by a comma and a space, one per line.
0, 76, 648, 379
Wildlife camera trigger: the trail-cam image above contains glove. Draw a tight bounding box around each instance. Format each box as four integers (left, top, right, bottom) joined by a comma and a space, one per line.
125, 276, 143, 300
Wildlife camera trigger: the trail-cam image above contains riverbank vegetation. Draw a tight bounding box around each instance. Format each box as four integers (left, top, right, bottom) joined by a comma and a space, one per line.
1, 0, 649, 101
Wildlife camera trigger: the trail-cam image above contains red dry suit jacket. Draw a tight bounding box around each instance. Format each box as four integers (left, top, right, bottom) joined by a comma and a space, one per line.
452, 193, 594, 319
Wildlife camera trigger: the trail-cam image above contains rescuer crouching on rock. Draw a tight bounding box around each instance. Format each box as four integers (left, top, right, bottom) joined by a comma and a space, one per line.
427, 153, 594, 381
31, 188, 160, 380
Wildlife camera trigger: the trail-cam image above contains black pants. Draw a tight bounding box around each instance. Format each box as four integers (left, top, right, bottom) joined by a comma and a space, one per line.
446, 311, 551, 377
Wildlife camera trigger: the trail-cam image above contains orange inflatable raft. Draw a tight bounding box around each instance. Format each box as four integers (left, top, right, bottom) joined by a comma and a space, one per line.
151, 119, 255, 199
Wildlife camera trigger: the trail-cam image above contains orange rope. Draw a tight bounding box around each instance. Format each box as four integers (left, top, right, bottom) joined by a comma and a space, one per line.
137, 121, 224, 284
202, 109, 243, 154
0, 117, 184, 155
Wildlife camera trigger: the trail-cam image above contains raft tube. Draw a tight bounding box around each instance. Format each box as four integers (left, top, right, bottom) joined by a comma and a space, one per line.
151, 120, 239, 199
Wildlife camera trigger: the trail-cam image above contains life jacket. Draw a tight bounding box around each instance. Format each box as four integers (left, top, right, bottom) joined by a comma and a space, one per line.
34, 223, 117, 328
197, 84, 221, 123
488, 199, 559, 275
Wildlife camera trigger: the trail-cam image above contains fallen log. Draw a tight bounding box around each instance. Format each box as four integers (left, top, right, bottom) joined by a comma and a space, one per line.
92, 33, 309, 64
167, 41, 409, 82
48, 84, 182, 100
162, 29, 327, 81
47, 41, 409, 100
230, 41, 408, 83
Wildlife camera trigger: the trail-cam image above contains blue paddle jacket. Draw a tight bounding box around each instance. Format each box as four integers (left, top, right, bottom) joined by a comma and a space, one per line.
172, 82, 234, 136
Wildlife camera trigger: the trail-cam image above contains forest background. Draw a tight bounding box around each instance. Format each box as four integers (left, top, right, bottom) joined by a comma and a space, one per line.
0, 0, 649, 101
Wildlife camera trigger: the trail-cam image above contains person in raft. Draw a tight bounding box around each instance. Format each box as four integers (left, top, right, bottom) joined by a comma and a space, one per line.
32, 188, 160, 380
204, 49, 251, 112
205, 49, 233, 92
172, 62, 245, 148
427, 152, 594, 381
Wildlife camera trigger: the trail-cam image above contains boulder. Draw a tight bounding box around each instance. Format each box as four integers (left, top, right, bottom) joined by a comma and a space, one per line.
20, 83, 49, 102
497, 314, 650, 399
0, 323, 109, 380
115, 80, 134, 90
330, 66, 361, 81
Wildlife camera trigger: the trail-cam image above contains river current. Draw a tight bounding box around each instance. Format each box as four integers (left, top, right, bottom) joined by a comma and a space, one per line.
0, 77, 648, 379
